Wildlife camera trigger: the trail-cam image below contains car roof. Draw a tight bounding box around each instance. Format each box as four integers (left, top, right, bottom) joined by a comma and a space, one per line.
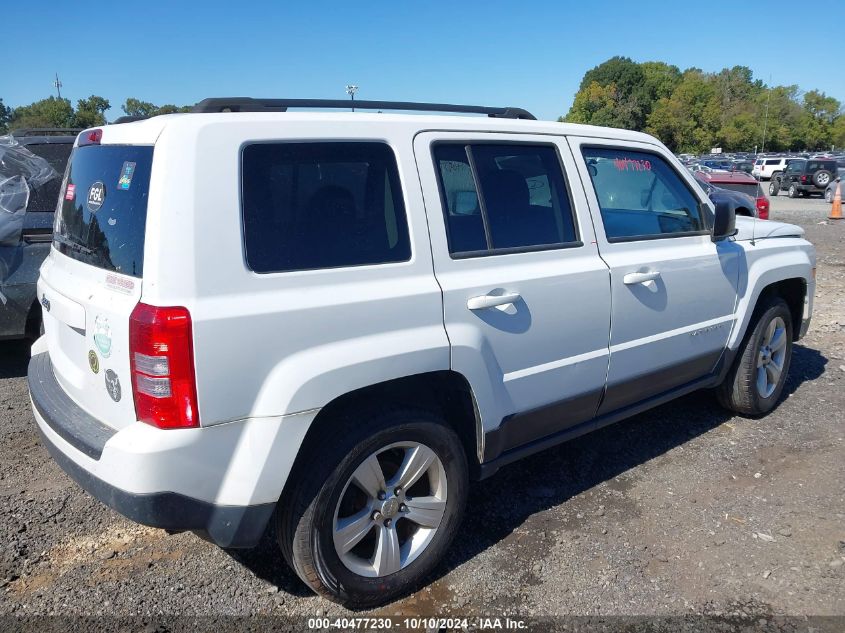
91, 111, 664, 148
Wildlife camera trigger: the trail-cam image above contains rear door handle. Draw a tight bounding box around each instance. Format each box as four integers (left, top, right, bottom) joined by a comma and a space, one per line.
623, 271, 661, 285
467, 292, 521, 310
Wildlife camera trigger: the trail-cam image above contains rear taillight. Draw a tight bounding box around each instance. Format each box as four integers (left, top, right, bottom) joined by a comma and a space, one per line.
800, 175, 808, 183
78, 128, 102, 146
756, 196, 770, 220
129, 303, 199, 429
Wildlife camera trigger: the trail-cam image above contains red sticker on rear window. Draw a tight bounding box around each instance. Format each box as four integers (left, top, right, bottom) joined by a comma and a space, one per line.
65, 184, 76, 200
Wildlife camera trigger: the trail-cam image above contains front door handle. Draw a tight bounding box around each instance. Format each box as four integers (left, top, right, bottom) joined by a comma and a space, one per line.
467, 292, 521, 311
623, 271, 661, 285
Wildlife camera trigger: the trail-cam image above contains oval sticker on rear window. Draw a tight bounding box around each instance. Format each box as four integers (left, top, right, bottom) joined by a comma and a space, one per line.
87, 181, 106, 212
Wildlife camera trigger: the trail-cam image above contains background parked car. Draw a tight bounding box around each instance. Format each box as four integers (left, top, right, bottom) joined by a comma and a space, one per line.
753, 157, 794, 181
771, 158, 838, 198
694, 170, 769, 218
0, 128, 78, 340
731, 160, 754, 174
824, 174, 843, 203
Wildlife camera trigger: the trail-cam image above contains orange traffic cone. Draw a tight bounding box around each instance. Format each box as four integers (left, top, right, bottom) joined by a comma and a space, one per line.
831, 180, 843, 220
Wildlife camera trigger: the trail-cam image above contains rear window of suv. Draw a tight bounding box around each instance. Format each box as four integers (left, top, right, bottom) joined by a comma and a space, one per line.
241, 142, 411, 273
54, 145, 153, 278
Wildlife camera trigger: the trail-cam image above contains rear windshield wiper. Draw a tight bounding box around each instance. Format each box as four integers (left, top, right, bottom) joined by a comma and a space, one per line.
53, 233, 94, 256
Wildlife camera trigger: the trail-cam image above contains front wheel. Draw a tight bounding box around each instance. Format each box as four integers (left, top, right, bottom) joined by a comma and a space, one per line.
769, 181, 780, 196
277, 406, 468, 608
825, 188, 834, 203
717, 297, 793, 416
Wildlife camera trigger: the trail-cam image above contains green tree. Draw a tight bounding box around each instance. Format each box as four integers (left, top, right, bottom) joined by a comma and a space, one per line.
562, 81, 620, 127
0, 98, 11, 134
9, 96, 74, 130
122, 97, 159, 118
73, 95, 110, 128
798, 90, 841, 150
757, 85, 804, 151
832, 115, 845, 151
640, 61, 682, 102
645, 69, 720, 152
122, 98, 194, 118
566, 56, 649, 129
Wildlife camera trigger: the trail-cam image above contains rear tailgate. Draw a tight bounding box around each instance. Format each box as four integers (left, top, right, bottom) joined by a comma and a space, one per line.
39, 143, 153, 431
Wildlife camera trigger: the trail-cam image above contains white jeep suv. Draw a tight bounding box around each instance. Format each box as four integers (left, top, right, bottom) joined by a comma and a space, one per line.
29, 98, 815, 608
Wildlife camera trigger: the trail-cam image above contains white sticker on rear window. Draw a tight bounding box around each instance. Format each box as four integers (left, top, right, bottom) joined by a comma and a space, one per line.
87, 181, 105, 212
117, 161, 136, 190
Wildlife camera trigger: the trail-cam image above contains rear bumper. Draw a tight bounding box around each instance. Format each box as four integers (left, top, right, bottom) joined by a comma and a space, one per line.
36, 429, 274, 547
28, 352, 315, 548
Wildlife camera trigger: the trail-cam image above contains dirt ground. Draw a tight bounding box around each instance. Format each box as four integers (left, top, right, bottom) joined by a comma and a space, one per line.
0, 195, 843, 622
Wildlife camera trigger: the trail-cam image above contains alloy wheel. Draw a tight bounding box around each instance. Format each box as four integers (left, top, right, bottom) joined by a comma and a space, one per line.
756, 316, 787, 398
333, 442, 447, 577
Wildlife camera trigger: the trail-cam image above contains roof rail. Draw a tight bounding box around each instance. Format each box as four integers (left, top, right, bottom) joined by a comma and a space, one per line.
192, 98, 536, 120
10, 128, 82, 137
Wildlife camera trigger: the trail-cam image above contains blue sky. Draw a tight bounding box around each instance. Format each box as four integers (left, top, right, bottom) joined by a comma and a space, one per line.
4, 1, 843, 121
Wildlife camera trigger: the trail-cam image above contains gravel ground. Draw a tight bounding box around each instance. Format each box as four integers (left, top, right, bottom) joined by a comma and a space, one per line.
0, 195, 843, 621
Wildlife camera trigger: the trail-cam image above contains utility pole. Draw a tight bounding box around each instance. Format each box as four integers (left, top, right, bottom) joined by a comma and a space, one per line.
760, 75, 771, 154
346, 85, 358, 112
53, 73, 63, 99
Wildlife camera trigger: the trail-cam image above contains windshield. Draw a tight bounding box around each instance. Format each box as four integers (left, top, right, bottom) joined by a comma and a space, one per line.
54, 145, 153, 278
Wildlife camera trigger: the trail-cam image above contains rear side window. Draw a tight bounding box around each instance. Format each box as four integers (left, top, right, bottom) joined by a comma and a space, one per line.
242, 142, 411, 273
433, 143, 578, 256
55, 145, 153, 277
806, 161, 836, 172
765, 159, 780, 166
582, 147, 705, 241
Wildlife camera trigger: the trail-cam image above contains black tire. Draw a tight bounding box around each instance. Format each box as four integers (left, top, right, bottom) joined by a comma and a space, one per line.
717, 297, 793, 416
826, 188, 834, 203
276, 405, 468, 608
788, 184, 798, 198
768, 180, 780, 196
813, 170, 832, 188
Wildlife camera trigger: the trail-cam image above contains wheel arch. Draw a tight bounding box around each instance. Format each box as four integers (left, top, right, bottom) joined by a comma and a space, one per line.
756, 278, 806, 341
281, 370, 484, 502
729, 241, 813, 353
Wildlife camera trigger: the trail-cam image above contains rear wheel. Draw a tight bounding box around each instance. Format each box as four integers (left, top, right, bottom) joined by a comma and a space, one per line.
788, 184, 798, 198
717, 297, 793, 416
277, 406, 468, 608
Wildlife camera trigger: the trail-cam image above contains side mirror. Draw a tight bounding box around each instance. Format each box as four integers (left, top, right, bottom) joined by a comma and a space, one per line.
711, 200, 736, 241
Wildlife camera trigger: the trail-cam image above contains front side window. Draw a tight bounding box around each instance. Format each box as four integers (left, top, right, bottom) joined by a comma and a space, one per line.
582, 147, 705, 241
241, 142, 411, 273
433, 143, 578, 255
